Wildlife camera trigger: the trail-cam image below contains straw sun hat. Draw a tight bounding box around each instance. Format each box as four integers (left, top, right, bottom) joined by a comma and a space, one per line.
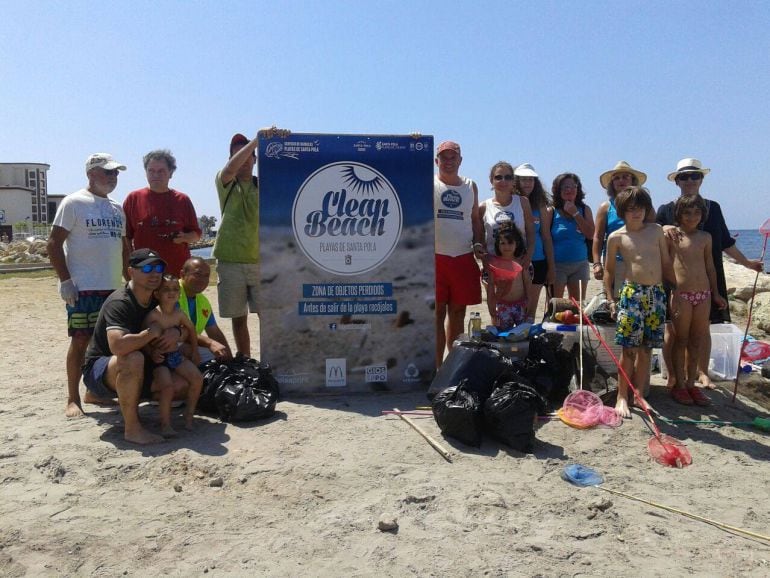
667, 157, 711, 182
599, 160, 647, 189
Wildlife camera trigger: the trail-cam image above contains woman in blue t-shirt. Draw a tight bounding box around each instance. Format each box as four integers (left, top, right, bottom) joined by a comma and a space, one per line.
550, 173, 595, 302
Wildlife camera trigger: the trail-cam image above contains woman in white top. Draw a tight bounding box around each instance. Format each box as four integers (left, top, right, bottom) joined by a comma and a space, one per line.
479, 161, 535, 269
514, 163, 555, 317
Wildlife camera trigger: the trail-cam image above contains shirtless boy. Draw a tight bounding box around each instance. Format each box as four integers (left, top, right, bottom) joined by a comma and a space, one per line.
605, 187, 675, 418
667, 195, 727, 406
143, 275, 203, 436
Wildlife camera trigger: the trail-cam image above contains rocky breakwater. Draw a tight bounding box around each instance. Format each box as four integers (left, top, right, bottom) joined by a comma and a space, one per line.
725, 259, 770, 339
0, 239, 49, 265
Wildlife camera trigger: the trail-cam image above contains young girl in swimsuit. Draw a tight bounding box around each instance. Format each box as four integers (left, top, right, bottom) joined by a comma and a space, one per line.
143, 275, 203, 436
667, 195, 727, 406
486, 222, 532, 330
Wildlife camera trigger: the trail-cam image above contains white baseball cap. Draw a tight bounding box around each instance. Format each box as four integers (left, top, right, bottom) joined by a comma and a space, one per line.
85, 153, 126, 173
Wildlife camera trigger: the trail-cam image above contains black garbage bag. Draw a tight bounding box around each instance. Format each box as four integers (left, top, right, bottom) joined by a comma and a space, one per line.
483, 380, 547, 453
199, 355, 280, 422
549, 348, 577, 407
427, 341, 513, 403
524, 332, 576, 408
431, 379, 484, 447
198, 359, 230, 413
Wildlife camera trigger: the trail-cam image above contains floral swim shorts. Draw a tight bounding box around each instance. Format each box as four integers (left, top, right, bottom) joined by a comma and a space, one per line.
615, 282, 666, 349
495, 298, 528, 331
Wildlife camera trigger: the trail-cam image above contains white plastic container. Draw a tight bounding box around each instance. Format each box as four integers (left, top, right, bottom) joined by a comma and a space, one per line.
708, 324, 743, 380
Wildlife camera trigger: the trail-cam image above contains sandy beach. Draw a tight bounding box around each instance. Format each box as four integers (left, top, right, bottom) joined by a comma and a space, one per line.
1, 265, 769, 576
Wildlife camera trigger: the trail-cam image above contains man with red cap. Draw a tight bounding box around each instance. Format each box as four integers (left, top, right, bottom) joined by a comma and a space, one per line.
213, 128, 287, 357
434, 140, 484, 367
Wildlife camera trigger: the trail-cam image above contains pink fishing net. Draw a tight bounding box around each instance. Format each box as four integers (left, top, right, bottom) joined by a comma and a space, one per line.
558, 390, 623, 429
648, 435, 693, 468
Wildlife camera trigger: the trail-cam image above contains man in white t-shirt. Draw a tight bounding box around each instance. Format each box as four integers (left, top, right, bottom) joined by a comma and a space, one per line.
433, 141, 484, 367
48, 153, 130, 418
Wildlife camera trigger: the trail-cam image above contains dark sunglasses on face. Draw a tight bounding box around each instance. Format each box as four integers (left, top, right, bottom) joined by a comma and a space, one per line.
677, 172, 703, 182
493, 174, 514, 181
135, 263, 165, 274
102, 169, 120, 176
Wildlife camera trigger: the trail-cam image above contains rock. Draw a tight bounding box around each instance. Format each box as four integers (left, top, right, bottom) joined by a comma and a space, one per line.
173, 483, 182, 492
733, 285, 764, 302
208, 477, 224, 487
729, 298, 748, 319
587, 497, 613, 512
377, 513, 399, 532
762, 361, 770, 379
751, 295, 770, 333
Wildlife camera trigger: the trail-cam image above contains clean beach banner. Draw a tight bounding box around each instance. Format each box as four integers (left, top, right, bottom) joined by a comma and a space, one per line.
258, 133, 435, 395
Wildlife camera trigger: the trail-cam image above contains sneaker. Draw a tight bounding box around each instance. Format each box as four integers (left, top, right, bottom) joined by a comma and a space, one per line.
687, 387, 711, 407
671, 387, 694, 405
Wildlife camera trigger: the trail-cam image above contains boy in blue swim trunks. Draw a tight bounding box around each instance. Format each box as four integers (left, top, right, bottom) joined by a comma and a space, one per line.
605, 187, 676, 418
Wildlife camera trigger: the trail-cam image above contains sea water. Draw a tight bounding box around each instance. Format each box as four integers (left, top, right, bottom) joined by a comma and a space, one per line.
732, 229, 770, 270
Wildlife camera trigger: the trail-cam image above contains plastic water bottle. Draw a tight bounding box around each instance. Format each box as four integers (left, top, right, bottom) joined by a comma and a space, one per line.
470, 312, 482, 342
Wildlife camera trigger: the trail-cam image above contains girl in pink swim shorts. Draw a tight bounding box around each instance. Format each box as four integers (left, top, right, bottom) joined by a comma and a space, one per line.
486, 222, 531, 330
667, 195, 727, 406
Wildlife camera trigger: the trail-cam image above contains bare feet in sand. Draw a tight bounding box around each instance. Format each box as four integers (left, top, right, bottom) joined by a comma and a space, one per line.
84, 391, 119, 406
698, 372, 717, 390
184, 413, 194, 431
614, 397, 631, 419
125, 426, 164, 445
65, 400, 85, 418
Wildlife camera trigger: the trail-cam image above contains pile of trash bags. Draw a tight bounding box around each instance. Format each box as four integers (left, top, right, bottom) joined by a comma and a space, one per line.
427, 333, 578, 452
197, 354, 279, 422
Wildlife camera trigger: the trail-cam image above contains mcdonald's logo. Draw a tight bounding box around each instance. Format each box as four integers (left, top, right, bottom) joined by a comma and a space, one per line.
325, 358, 347, 387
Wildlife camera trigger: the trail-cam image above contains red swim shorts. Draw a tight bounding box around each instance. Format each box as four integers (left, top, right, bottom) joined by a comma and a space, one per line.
435, 253, 481, 306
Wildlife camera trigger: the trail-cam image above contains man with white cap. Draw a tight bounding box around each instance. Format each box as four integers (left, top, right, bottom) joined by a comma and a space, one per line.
433, 140, 484, 367
48, 153, 130, 418
657, 158, 763, 389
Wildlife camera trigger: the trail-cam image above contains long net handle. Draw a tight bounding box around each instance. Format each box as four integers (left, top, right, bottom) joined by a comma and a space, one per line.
569, 297, 663, 440
732, 232, 770, 402
595, 485, 770, 543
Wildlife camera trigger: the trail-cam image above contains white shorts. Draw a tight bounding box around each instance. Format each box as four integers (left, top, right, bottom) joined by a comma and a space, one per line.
216, 261, 259, 318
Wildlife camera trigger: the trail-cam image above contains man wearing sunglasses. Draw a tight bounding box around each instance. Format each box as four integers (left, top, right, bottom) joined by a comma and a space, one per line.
82, 248, 185, 445
656, 158, 763, 390
48, 153, 130, 419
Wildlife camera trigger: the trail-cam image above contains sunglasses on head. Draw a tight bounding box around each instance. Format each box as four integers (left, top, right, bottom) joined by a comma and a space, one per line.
677, 172, 703, 182
135, 263, 165, 274
493, 174, 514, 181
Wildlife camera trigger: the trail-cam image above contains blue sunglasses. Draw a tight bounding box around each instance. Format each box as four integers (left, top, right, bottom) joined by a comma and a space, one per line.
135, 263, 165, 274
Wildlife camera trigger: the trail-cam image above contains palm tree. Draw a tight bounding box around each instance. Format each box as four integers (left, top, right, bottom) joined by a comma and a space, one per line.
199, 215, 217, 237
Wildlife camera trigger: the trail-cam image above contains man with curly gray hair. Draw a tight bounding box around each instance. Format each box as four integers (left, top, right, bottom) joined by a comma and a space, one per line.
123, 149, 201, 277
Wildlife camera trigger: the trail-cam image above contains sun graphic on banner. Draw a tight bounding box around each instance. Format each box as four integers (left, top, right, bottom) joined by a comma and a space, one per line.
341, 165, 385, 196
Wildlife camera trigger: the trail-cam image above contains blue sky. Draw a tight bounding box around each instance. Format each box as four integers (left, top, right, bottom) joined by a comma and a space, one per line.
2, 1, 769, 229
